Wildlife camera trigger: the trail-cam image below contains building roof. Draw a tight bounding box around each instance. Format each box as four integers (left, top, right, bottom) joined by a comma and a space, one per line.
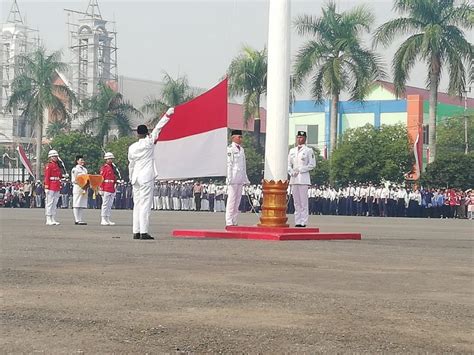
375, 80, 474, 108
227, 103, 267, 133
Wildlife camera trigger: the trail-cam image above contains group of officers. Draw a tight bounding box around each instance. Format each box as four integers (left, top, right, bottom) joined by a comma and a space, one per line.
43, 105, 317, 240
43, 150, 119, 226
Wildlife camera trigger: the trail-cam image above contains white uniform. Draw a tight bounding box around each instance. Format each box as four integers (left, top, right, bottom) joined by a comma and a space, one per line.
128, 115, 170, 235
288, 145, 316, 226
225, 142, 250, 226
71, 164, 88, 223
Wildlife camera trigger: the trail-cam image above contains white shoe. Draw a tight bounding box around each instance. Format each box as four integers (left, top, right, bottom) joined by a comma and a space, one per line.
52, 218, 60, 225
46, 216, 54, 225
107, 220, 116, 226
101, 219, 109, 226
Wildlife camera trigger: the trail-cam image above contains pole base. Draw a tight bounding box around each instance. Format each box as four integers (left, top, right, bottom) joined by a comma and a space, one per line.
258, 179, 289, 227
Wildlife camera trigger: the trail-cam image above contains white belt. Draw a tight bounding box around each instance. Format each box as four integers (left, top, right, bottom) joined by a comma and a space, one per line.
104, 179, 115, 183
49, 177, 60, 181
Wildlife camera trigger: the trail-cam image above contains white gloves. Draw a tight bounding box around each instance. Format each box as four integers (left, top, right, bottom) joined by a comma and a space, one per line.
291, 167, 299, 177
45, 189, 49, 194
166, 107, 175, 116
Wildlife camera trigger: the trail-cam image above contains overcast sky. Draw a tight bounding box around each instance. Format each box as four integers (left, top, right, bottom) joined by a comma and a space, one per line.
1, 0, 473, 99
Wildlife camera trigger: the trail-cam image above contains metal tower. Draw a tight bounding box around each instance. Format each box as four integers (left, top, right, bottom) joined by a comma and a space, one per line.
65, 0, 118, 103
0, 0, 39, 144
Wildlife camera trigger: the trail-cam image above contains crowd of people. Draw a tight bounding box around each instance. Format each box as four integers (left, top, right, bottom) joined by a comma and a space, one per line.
2, 179, 473, 220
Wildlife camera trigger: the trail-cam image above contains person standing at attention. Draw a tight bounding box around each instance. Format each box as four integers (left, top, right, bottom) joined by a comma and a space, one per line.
287, 131, 316, 227
99, 152, 118, 226
128, 107, 174, 240
71, 155, 89, 225
225, 130, 250, 226
44, 149, 63, 225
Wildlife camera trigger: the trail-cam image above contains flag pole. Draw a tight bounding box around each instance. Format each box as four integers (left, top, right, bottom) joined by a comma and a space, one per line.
258, 0, 291, 227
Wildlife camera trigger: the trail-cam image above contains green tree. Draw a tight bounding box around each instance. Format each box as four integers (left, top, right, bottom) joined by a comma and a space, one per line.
46, 120, 70, 139
47, 132, 103, 175
227, 46, 267, 150
142, 72, 195, 125
7, 48, 75, 179
79, 82, 140, 146
437, 113, 474, 156
373, 0, 473, 163
330, 124, 415, 184
241, 133, 264, 184
421, 152, 474, 189
104, 136, 137, 181
309, 148, 330, 186
293, 2, 385, 154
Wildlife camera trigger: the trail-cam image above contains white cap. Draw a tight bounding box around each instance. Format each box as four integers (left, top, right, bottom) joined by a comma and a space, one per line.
48, 149, 59, 158
104, 152, 115, 159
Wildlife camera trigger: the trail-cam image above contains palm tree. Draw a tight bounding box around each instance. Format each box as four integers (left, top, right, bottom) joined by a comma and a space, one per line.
141, 72, 195, 125
293, 2, 385, 154
7, 47, 75, 179
79, 82, 141, 146
373, 0, 473, 163
46, 120, 70, 139
227, 46, 267, 150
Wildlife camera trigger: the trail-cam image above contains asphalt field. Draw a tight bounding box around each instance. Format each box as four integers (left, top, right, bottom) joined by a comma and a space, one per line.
1, 208, 473, 353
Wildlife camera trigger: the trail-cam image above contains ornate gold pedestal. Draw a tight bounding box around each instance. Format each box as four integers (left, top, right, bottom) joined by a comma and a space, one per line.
258, 179, 289, 227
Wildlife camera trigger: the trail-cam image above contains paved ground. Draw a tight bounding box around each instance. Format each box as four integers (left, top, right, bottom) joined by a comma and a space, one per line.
1, 208, 473, 353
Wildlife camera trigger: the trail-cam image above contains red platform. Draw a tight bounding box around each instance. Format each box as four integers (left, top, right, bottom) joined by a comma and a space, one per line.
172, 225, 361, 241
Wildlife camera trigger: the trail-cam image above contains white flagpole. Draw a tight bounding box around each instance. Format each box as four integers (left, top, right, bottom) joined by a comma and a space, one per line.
264, 0, 291, 182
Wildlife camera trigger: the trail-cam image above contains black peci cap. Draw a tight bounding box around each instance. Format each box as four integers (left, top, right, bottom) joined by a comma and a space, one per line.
297, 131, 307, 137
137, 125, 149, 134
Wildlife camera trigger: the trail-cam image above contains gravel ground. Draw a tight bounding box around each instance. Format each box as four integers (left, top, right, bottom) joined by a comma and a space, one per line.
1, 208, 473, 353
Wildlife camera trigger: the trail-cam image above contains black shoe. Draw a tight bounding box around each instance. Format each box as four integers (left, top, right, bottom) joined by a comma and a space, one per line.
295, 224, 306, 228
133, 233, 140, 240
75, 221, 87, 225
140, 233, 154, 240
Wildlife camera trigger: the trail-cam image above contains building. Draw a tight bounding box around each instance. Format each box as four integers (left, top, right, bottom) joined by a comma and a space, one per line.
289, 81, 474, 171
0, 0, 39, 146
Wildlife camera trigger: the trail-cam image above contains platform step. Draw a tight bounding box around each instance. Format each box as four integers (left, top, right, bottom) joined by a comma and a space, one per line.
172, 229, 361, 241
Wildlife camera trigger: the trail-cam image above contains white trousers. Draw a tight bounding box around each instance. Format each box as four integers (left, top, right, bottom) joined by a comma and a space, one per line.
73, 207, 84, 222
172, 197, 180, 210
132, 180, 153, 234
160, 196, 170, 210
153, 196, 161, 210
45, 190, 60, 217
225, 184, 243, 226
101, 191, 116, 217
292, 184, 309, 226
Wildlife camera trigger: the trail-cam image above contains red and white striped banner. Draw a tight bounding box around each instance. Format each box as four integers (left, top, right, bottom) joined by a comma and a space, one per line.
17, 144, 35, 179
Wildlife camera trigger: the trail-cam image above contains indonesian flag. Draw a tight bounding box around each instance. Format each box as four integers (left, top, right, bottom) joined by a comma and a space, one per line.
16, 144, 35, 179
154, 78, 228, 180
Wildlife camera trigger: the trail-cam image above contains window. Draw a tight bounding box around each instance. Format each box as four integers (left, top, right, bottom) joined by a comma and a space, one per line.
423, 124, 429, 145
295, 124, 319, 146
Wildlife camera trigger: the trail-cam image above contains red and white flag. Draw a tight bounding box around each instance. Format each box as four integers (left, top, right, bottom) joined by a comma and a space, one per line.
154, 79, 228, 180
16, 144, 35, 179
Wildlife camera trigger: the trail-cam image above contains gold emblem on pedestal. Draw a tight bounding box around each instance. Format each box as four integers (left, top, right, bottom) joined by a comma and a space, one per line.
258, 180, 289, 227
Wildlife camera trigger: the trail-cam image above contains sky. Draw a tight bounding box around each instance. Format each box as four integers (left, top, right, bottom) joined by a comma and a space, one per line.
1, 0, 473, 99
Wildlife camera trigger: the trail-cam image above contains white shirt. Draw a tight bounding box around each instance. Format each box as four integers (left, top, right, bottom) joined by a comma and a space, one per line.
227, 142, 250, 185
128, 115, 170, 185
287, 145, 316, 185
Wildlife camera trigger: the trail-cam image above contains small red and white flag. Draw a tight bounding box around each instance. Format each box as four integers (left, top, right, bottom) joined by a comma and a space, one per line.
17, 144, 35, 179
154, 79, 228, 180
